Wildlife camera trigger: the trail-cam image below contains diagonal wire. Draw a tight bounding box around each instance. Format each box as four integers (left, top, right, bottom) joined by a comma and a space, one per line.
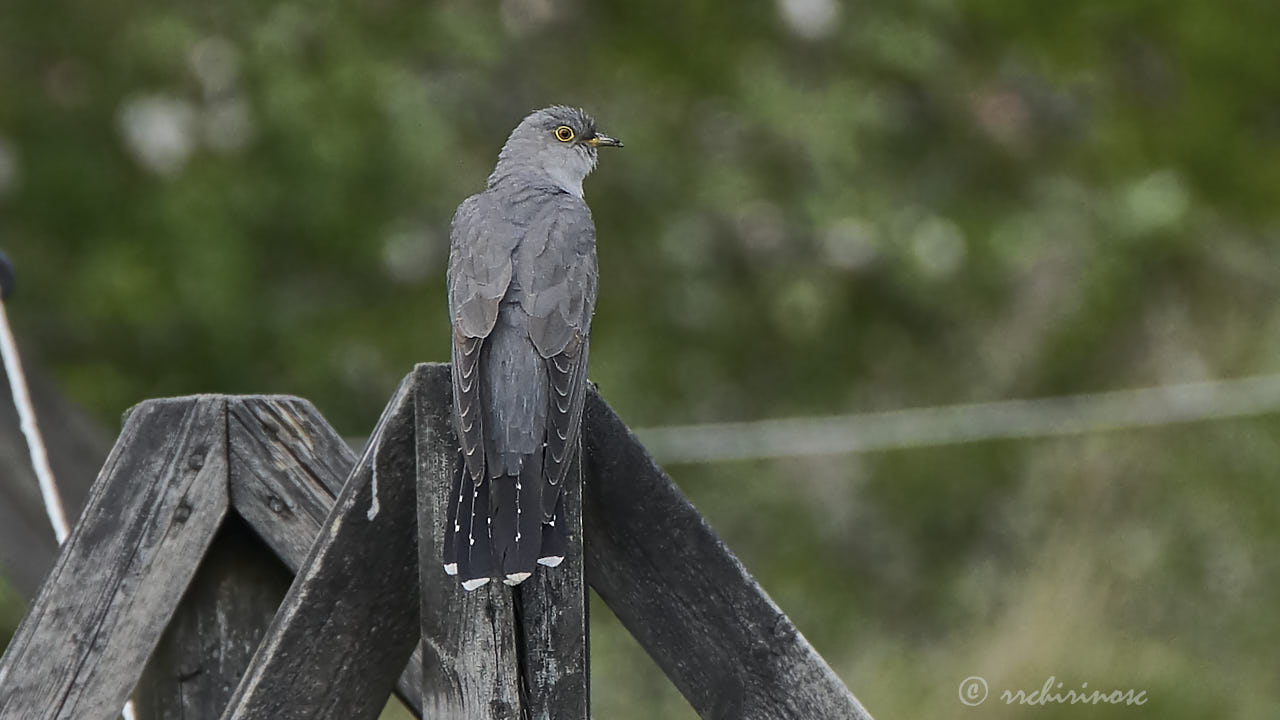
0, 299, 69, 543
0, 298, 137, 720
635, 374, 1280, 464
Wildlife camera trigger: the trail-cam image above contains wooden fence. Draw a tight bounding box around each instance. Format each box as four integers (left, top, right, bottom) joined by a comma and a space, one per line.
0, 363, 872, 720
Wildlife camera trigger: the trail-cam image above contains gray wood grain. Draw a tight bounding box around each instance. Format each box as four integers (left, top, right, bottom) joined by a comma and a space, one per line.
219, 377, 420, 720
580, 388, 874, 720
3, 369, 866, 720
227, 395, 425, 715
514, 441, 589, 720
133, 516, 293, 719
228, 396, 353, 573
414, 364, 522, 720
0, 397, 230, 720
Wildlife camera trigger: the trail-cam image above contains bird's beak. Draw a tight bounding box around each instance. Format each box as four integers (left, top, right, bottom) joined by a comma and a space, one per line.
586, 133, 623, 148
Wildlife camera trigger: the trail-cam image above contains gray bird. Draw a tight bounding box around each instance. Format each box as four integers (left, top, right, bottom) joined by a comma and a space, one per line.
445, 106, 621, 590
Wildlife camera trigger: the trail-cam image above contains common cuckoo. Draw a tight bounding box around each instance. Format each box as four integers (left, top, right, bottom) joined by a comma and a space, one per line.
445, 106, 621, 589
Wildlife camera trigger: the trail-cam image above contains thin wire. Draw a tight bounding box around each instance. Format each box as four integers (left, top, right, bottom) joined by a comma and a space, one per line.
635, 373, 1280, 464
0, 299, 69, 543
0, 300, 137, 720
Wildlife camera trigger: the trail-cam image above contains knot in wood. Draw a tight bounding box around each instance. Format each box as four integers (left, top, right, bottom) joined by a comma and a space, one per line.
267, 495, 286, 514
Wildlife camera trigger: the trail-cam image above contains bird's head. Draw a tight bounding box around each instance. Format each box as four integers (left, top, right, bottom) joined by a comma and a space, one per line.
492, 106, 622, 198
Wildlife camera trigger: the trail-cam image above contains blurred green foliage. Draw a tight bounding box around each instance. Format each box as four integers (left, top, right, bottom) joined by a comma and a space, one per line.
3, 0, 1280, 716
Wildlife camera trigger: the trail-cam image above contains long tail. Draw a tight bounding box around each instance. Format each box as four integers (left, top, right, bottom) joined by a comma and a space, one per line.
444, 457, 494, 590
445, 451, 557, 589
488, 452, 545, 585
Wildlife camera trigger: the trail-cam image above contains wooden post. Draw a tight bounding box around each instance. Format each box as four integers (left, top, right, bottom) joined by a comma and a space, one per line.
0, 397, 230, 720
133, 516, 293, 718
218, 377, 420, 720
414, 364, 522, 720
414, 362, 590, 720
513, 442, 589, 719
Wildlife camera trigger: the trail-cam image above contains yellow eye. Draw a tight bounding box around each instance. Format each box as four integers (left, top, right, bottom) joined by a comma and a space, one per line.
554, 125, 575, 142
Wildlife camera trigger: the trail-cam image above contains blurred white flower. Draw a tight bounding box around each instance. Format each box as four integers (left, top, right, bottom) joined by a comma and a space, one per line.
381, 222, 442, 285
777, 0, 842, 41
772, 277, 829, 341
189, 36, 241, 98
821, 217, 880, 270
117, 94, 197, 177
501, 0, 558, 36
733, 200, 786, 256
1120, 169, 1189, 236
910, 215, 966, 278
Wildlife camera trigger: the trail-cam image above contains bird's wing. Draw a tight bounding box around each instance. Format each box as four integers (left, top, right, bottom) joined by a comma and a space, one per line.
519, 198, 598, 520
448, 195, 517, 484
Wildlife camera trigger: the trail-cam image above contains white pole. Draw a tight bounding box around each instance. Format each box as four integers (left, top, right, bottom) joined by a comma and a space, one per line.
0, 299, 69, 544
0, 297, 136, 720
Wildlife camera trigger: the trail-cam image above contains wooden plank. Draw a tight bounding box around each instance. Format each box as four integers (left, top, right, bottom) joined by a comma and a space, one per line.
414, 363, 522, 720
227, 396, 353, 573
219, 377, 420, 720
580, 388, 875, 720
0, 397, 230, 720
227, 396, 424, 715
133, 516, 293, 719
513, 442, 589, 720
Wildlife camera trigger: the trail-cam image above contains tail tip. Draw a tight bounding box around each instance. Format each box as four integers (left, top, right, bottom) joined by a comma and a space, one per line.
461, 577, 491, 591
503, 572, 532, 586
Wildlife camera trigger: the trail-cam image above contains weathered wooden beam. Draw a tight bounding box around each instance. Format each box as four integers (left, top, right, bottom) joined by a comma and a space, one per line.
228, 397, 353, 570
227, 395, 424, 715
580, 389, 874, 720
0, 397, 230, 720
133, 516, 293, 719
414, 364, 522, 720
513, 442, 589, 720
219, 377, 420, 720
